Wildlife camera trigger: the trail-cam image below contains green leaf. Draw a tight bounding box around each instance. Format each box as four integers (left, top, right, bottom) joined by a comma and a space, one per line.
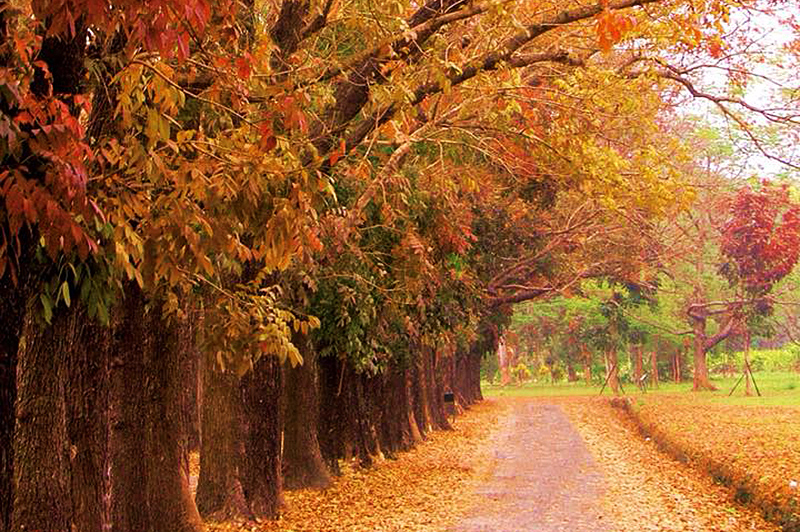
61, 281, 71, 308
97, 302, 109, 326
40, 293, 53, 324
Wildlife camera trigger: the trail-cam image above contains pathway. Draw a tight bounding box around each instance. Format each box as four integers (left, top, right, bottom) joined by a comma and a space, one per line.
450, 400, 609, 532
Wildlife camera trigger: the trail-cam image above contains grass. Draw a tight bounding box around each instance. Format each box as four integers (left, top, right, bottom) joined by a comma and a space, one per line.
482, 371, 800, 406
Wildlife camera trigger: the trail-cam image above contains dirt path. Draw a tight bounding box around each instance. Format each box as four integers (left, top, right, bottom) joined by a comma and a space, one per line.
450, 397, 778, 532
449, 400, 609, 532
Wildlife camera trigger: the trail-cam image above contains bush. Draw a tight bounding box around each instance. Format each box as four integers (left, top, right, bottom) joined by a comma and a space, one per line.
511, 363, 532, 384
709, 346, 800, 374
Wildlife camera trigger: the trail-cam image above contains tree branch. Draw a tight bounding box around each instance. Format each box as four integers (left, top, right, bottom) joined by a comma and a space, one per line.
703, 311, 739, 352
323, 0, 651, 165
658, 68, 800, 170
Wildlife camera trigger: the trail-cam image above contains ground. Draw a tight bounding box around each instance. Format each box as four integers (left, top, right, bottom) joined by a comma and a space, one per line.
450, 401, 607, 532
199, 393, 783, 531
451, 397, 776, 532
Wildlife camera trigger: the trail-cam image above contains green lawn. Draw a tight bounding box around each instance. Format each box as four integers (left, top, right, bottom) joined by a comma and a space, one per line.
482, 371, 800, 406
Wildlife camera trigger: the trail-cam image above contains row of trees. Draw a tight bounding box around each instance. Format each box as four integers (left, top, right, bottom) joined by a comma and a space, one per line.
2, 0, 800, 531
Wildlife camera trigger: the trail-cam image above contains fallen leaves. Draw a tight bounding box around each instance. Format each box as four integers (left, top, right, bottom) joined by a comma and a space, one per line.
199, 395, 791, 531
627, 396, 800, 529
206, 399, 506, 532
560, 397, 780, 532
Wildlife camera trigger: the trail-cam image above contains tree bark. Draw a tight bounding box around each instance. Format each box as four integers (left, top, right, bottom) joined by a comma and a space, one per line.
0, 276, 25, 532
691, 317, 717, 391
181, 307, 202, 452
650, 351, 659, 388
12, 298, 110, 532
350, 371, 382, 467
143, 304, 205, 532
632, 344, 643, 384
240, 355, 284, 518
196, 361, 249, 519
605, 347, 620, 395
65, 306, 111, 532
413, 350, 433, 437
405, 366, 424, 444
743, 329, 753, 397
109, 287, 203, 532
497, 336, 511, 385
426, 348, 451, 430
454, 348, 475, 407
197, 351, 284, 520
583, 346, 592, 386
376, 364, 413, 457
468, 348, 483, 403
108, 289, 149, 532
11, 300, 73, 532
318, 355, 346, 475
282, 332, 331, 489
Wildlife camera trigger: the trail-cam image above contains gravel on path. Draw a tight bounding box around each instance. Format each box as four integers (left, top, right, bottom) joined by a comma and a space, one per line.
450, 400, 609, 532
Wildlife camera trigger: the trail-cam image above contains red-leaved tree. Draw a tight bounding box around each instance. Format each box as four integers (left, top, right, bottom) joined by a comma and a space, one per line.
720, 181, 800, 297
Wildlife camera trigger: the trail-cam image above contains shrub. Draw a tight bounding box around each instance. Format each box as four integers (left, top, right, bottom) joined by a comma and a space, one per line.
511, 363, 532, 384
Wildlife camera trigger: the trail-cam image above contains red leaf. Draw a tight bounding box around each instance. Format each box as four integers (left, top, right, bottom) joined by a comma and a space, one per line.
236, 56, 251, 79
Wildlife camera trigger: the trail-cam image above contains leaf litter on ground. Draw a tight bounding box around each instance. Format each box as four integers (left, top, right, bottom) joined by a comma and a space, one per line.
204, 399, 507, 532
629, 396, 800, 527
200, 395, 785, 532
560, 397, 780, 532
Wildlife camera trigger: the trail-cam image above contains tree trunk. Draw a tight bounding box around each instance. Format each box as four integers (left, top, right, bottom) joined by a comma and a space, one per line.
632, 344, 643, 384
282, 332, 331, 489
468, 348, 483, 403
454, 348, 478, 407
583, 347, 592, 386
691, 317, 717, 391
427, 349, 451, 430
143, 301, 205, 532
377, 364, 414, 457
319, 360, 370, 469
65, 306, 111, 532
0, 276, 25, 532
181, 306, 202, 452
109, 287, 203, 532
362, 373, 387, 462
196, 361, 249, 519
317, 355, 346, 475
197, 352, 284, 520
566, 362, 577, 382
413, 350, 433, 437
351, 371, 382, 467
743, 329, 753, 397
240, 355, 284, 518
11, 301, 73, 532
405, 366, 424, 444
497, 337, 510, 385
0, 338, 15, 532
12, 297, 110, 532
606, 347, 620, 395
650, 351, 659, 388
108, 289, 149, 532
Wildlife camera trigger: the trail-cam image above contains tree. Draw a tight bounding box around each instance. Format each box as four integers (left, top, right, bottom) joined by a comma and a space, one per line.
4, 0, 800, 529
